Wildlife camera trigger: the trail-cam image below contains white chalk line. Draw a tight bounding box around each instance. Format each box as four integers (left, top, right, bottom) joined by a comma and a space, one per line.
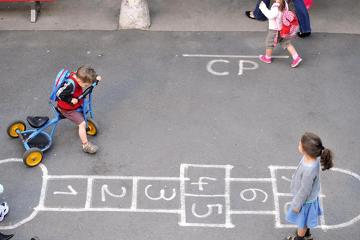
131, 178, 138, 210
179, 164, 186, 225
230, 210, 276, 215
269, 166, 281, 228
276, 193, 326, 198
1, 160, 359, 230
319, 167, 360, 230
46, 175, 188, 181
34, 207, 180, 214
181, 163, 234, 169
182, 54, 289, 59
184, 194, 228, 197
179, 222, 234, 228
85, 178, 93, 209
0, 159, 48, 230
53, 185, 77, 195
227, 178, 273, 182
225, 165, 234, 227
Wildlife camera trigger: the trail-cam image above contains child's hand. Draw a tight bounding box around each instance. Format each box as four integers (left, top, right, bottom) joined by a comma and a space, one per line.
292, 208, 300, 213
96, 75, 102, 81
71, 98, 79, 105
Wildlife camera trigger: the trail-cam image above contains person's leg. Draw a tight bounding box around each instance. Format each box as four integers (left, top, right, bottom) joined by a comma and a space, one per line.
253, 0, 271, 21
293, 0, 311, 35
78, 121, 88, 145
286, 43, 302, 68
79, 121, 98, 154
286, 44, 298, 58
297, 228, 307, 237
266, 48, 273, 58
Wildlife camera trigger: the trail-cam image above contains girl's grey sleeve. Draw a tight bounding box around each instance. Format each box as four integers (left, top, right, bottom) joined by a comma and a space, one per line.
290, 171, 316, 210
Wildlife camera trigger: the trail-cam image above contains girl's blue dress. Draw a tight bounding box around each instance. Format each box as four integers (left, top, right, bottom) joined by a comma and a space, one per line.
286, 197, 322, 228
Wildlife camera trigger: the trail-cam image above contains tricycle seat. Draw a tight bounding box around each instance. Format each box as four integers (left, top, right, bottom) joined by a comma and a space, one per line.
26, 116, 49, 128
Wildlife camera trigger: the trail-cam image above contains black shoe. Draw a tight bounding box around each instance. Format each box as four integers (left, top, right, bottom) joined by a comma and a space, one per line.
0, 232, 14, 240
297, 32, 311, 38
245, 11, 256, 20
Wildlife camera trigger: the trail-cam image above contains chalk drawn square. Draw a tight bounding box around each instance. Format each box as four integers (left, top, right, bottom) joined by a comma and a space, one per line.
91, 179, 132, 209
137, 180, 179, 210
44, 179, 87, 209
272, 168, 295, 194
230, 181, 274, 211
183, 166, 226, 195
183, 196, 226, 225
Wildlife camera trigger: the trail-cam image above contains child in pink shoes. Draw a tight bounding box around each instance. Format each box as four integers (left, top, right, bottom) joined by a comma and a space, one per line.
258, 0, 302, 68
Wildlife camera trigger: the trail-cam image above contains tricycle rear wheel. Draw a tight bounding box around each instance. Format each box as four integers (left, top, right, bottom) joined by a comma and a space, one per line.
23, 148, 43, 167
7, 120, 26, 138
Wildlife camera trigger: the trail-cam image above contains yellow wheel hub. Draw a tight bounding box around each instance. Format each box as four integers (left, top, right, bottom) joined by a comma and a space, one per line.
87, 122, 97, 135
9, 123, 25, 137
25, 152, 42, 167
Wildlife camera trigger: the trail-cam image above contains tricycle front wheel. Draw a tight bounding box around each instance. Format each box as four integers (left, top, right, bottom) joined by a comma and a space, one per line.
23, 148, 43, 167
7, 120, 26, 138
86, 119, 98, 136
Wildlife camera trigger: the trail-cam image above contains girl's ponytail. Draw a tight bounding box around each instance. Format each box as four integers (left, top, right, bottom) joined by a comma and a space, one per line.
301, 132, 334, 171
320, 148, 334, 171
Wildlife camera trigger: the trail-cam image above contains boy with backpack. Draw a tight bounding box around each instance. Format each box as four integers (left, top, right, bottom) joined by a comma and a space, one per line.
258, 0, 302, 68
56, 65, 100, 154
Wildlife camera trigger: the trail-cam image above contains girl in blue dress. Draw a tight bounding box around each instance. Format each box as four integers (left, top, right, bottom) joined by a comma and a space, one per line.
285, 132, 334, 240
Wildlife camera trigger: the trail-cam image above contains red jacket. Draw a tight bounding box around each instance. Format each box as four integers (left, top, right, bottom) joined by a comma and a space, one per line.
57, 73, 84, 111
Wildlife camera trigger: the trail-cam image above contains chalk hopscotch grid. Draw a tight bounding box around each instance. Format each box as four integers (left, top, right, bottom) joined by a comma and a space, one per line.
1, 159, 360, 230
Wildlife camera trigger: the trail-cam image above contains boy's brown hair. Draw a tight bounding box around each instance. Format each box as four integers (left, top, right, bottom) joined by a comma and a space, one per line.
76, 65, 97, 84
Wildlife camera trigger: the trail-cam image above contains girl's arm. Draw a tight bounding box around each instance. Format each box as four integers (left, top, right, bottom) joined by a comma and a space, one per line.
259, 2, 279, 19
290, 171, 316, 211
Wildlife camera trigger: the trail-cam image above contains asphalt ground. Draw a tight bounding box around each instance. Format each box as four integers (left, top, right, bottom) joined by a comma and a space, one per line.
0, 31, 359, 240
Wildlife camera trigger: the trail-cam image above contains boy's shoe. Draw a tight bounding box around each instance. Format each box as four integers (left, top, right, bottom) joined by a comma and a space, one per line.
0, 232, 14, 240
259, 55, 272, 64
291, 56, 302, 68
83, 142, 98, 154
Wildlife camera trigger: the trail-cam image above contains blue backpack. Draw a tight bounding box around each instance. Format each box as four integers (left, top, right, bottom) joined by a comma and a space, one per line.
49, 69, 75, 101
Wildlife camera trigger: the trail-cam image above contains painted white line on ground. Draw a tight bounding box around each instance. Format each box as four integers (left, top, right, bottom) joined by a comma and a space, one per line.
131, 178, 138, 210
227, 178, 273, 182
230, 210, 276, 215
0, 159, 359, 230
35, 207, 180, 213
269, 166, 281, 228
184, 194, 227, 197
182, 54, 289, 59
225, 165, 234, 228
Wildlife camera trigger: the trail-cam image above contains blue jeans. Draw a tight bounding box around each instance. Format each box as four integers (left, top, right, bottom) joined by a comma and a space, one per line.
253, 0, 311, 33
293, 0, 311, 33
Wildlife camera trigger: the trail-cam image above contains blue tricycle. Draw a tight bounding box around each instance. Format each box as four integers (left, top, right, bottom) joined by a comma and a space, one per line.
6, 69, 100, 167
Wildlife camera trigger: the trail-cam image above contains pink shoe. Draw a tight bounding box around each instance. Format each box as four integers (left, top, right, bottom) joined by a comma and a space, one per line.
259, 55, 272, 64
291, 56, 302, 68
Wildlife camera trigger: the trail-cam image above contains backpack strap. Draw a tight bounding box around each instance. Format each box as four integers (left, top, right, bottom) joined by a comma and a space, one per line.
65, 79, 76, 95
